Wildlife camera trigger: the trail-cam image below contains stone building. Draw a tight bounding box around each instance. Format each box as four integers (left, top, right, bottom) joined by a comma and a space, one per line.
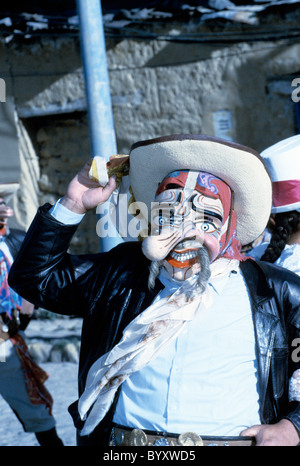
0, 0, 299, 253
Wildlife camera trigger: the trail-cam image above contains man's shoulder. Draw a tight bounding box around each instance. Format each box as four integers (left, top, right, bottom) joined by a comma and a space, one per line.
241, 258, 300, 292
257, 259, 300, 281
99, 240, 148, 269
93, 241, 150, 287
109, 240, 143, 255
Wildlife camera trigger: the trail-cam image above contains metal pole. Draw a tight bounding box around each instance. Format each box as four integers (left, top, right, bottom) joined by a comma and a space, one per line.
76, 0, 121, 251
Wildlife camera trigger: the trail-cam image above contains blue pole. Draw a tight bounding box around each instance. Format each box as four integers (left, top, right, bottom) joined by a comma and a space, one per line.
76, 0, 122, 251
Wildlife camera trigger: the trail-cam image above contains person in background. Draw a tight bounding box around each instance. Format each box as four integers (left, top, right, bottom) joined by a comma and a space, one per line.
249, 135, 300, 275
0, 195, 64, 446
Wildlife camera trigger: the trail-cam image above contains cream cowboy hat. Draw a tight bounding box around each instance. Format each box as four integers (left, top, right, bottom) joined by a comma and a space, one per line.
128, 134, 272, 245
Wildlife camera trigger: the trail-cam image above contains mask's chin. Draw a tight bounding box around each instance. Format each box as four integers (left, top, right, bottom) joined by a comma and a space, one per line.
163, 258, 201, 281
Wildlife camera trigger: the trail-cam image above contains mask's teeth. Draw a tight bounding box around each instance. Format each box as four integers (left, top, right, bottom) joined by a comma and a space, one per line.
169, 250, 198, 262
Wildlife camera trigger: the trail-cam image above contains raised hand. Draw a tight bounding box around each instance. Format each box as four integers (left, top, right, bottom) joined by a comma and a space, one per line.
60, 160, 117, 214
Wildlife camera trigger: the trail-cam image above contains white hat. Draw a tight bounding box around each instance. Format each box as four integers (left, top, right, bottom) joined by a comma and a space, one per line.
261, 134, 300, 214
129, 134, 272, 245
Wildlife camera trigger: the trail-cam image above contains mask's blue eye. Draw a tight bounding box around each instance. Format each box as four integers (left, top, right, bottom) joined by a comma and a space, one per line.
200, 221, 216, 233
153, 215, 168, 226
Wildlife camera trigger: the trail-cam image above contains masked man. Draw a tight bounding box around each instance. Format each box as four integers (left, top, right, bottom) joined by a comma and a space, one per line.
8, 135, 300, 446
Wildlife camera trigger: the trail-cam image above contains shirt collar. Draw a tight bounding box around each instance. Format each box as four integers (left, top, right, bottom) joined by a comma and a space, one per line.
158, 261, 240, 296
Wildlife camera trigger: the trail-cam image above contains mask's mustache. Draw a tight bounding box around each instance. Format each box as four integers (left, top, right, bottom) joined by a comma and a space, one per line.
148, 245, 211, 296
172, 238, 203, 251
195, 245, 211, 295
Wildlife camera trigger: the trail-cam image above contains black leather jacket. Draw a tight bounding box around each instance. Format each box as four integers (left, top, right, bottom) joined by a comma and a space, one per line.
8, 204, 300, 445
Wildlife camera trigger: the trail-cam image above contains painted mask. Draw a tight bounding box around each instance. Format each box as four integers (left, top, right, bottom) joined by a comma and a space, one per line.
142, 170, 244, 277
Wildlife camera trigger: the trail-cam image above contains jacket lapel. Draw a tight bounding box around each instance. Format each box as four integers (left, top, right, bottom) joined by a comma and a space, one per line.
240, 260, 279, 422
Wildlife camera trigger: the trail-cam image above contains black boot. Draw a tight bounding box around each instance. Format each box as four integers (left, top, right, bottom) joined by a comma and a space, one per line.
35, 427, 64, 446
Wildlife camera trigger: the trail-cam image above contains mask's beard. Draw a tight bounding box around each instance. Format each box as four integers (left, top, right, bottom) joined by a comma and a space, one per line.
195, 246, 211, 295
148, 246, 211, 298
148, 260, 162, 290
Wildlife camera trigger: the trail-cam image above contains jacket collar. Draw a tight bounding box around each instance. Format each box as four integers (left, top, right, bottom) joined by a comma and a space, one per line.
240, 259, 274, 306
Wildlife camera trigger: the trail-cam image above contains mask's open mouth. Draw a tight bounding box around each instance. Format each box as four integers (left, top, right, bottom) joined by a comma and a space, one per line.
166, 238, 203, 268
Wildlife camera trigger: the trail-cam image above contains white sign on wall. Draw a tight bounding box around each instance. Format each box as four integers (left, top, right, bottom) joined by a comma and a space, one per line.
213, 110, 234, 142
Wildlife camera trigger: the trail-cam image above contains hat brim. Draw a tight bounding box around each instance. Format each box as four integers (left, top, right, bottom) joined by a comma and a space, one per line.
129, 134, 272, 245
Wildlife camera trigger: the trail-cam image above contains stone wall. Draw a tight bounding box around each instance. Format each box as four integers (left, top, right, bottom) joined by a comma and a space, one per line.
26, 113, 99, 254
2, 34, 299, 253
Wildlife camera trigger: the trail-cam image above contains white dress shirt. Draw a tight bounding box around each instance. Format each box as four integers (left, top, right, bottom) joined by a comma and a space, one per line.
113, 268, 261, 435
